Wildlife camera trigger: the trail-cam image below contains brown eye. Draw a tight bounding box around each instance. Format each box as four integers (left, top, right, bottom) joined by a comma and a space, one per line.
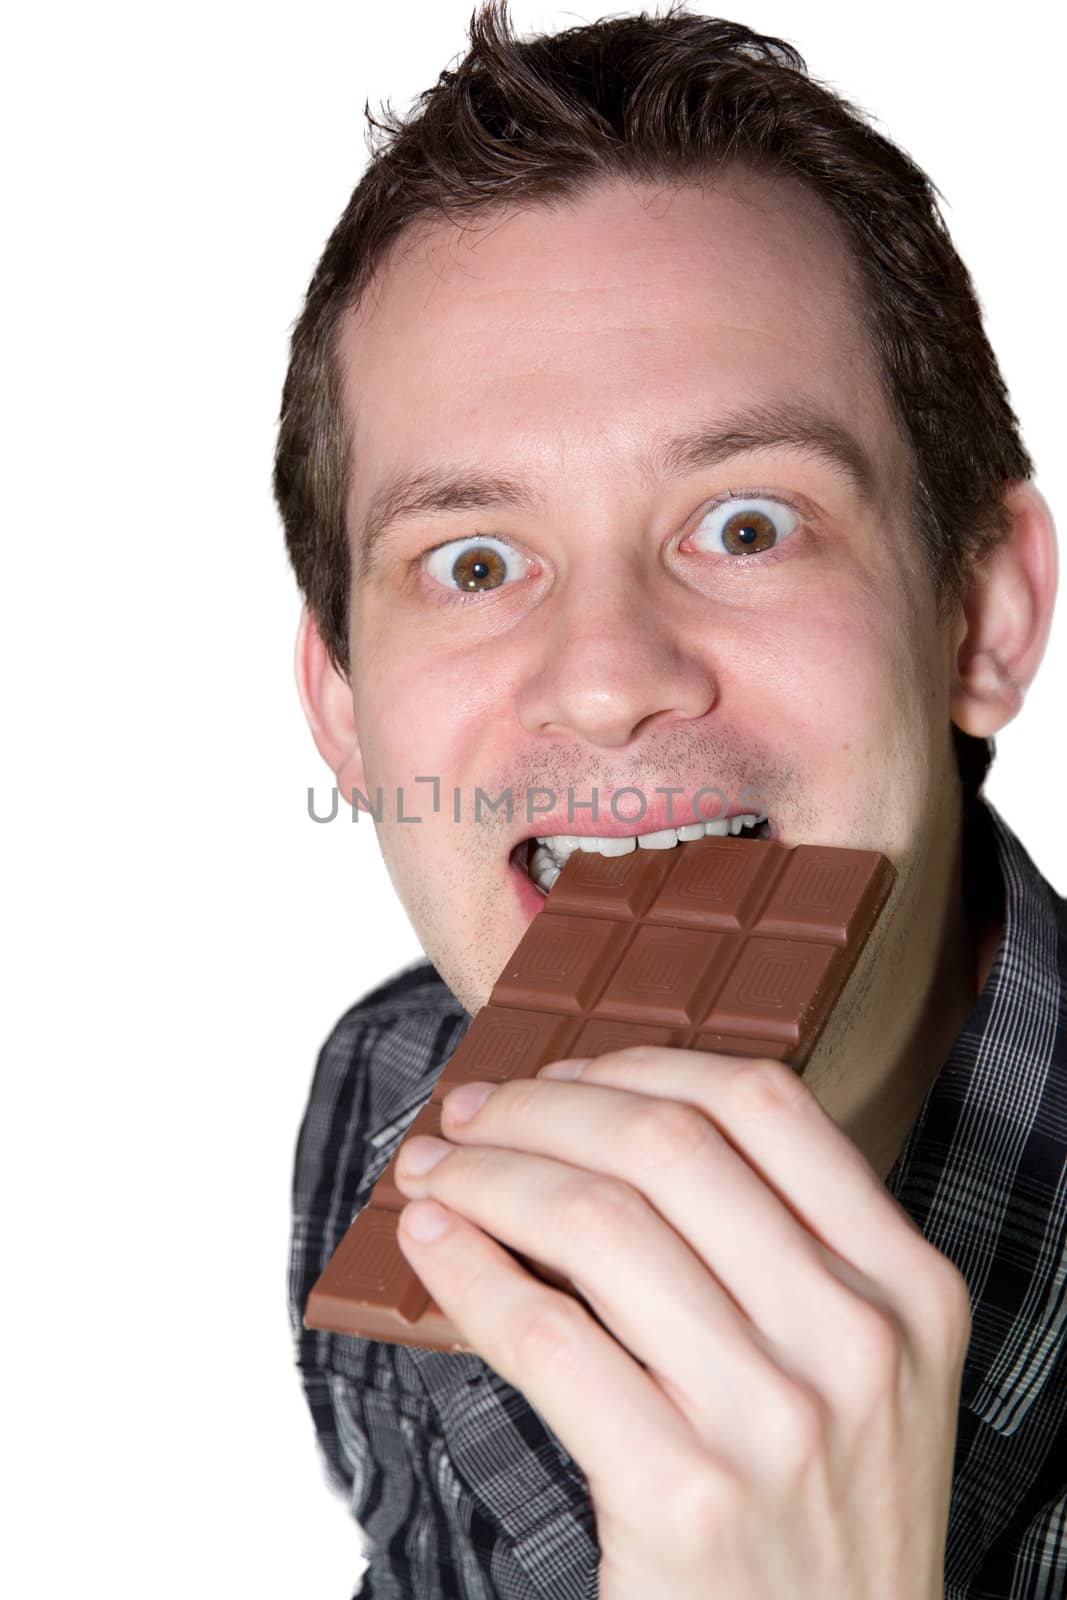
452, 545, 506, 590
691, 497, 799, 557
720, 509, 777, 554
426, 537, 526, 593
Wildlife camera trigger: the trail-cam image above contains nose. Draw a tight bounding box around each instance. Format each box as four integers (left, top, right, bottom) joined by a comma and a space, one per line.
515, 557, 718, 748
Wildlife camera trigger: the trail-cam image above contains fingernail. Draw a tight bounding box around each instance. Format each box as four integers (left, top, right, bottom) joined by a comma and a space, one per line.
400, 1136, 453, 1175
401, 1200, 452, 1242
445, 1081, 496, 1122
537, 1057, 590, 1080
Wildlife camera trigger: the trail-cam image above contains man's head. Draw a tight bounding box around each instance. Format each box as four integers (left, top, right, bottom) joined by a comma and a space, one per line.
277, 2, 1055, 1016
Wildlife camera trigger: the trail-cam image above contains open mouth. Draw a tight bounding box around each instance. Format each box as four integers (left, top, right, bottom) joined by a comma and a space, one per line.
510, 813, 774, 897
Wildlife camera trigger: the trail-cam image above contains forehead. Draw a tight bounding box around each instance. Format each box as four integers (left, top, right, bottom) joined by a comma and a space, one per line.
339, 172, 905, 528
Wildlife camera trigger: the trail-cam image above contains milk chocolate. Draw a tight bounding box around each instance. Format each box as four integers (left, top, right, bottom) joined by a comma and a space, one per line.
304, 834, 895, 1351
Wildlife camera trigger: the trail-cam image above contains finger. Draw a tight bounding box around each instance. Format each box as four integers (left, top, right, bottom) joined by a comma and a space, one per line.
437, 1066, 948, 1397
395, 1194, 716, 1527
397, 1134, 800, 1451
534, 1048, 943, 1297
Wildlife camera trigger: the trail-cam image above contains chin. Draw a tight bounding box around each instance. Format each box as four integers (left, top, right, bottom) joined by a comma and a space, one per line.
423, 926, 501, 1017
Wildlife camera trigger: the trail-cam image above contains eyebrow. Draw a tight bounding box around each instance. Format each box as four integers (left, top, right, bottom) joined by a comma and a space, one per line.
355, 399, 881, 579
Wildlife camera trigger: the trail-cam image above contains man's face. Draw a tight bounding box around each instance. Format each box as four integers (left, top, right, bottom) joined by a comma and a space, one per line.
337, 173, 959, 1015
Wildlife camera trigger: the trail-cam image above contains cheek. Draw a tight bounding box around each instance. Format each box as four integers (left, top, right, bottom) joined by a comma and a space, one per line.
353, 614, 515, 783
757, 583, 934, 773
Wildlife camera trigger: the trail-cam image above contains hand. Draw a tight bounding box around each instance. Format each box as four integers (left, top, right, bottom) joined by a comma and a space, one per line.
393, 1047, 972, 1599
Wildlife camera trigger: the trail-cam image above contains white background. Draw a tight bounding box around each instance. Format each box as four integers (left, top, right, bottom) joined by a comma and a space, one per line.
4, 2, 1063, 1595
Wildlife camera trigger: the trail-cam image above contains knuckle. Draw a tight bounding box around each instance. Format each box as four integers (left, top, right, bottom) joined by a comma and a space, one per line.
618, 1100, 714, 1172
661, 1458, 742, 1553
727, 1055, 807, 1119
502, 1076, 541, 1117
512, 1293, 587, 1372
554, 1174, 643, 1250
925, 1253, 974, 1349
446, 1140, 493, 1191
768, 1379, 829, 1471
947, 1271, 974, 1341
842, 1300, 903, 1380
608, 1044, 663, 1072
450, 1249, 512, 1314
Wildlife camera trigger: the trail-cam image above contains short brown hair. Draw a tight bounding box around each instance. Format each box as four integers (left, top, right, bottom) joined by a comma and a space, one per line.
274, 0, 1033, 796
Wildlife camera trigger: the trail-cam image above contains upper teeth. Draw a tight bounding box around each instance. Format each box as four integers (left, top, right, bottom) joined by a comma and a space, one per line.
527, 815, 764, 892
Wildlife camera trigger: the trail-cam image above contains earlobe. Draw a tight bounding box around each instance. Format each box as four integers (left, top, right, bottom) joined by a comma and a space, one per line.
951, 482, 1058, 740
294, 606, 367, 801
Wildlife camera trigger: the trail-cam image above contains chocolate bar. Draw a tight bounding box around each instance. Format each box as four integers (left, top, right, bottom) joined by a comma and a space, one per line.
304, 834, 895, 1351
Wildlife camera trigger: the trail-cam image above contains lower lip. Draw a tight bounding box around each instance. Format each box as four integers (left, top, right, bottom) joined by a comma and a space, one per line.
509, 848, 549, 921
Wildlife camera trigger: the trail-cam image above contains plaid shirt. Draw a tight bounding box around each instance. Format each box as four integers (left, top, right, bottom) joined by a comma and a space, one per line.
288, 800, 1067, 1598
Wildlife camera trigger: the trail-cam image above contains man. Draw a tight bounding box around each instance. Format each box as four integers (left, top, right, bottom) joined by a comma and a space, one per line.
277, 4, 1065, 1596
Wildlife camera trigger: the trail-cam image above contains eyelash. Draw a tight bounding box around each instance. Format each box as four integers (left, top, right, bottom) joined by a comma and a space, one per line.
686, 487, 807, 562
419, 487, 811, 604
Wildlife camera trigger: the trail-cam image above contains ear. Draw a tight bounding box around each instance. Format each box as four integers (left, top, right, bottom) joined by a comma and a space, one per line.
294, 606, 367, 804
951, 482, 1059, 739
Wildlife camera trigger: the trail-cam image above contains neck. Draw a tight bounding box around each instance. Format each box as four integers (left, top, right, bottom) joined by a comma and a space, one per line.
803, 799, 998, 1183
